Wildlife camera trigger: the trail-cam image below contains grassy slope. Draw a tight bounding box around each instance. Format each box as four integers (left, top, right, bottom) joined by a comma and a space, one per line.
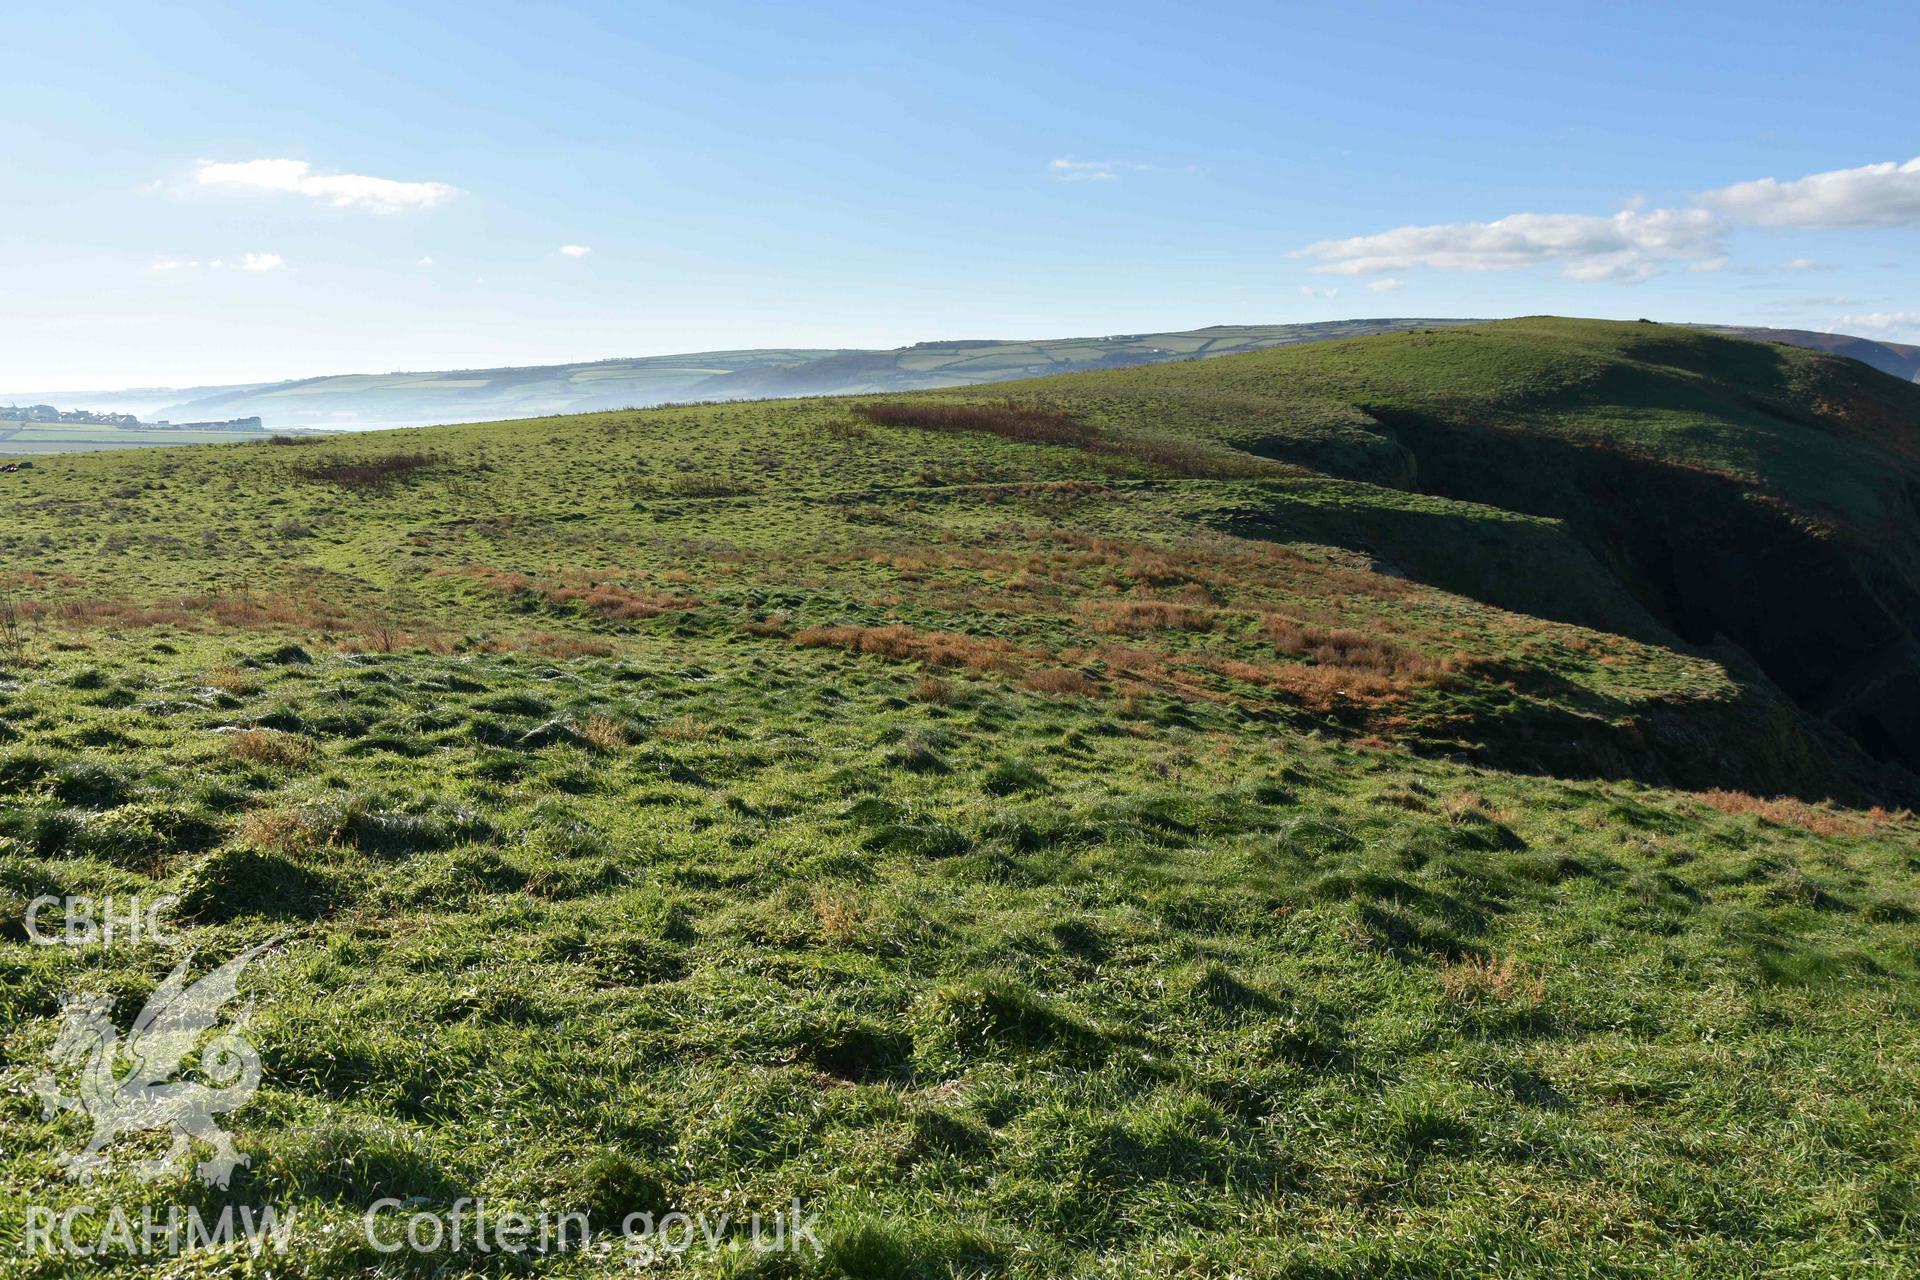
976, 317, 1920, 526
2, 319, 1918, 1276
1696, 326, 1920, 385
952, 318, 1920, 777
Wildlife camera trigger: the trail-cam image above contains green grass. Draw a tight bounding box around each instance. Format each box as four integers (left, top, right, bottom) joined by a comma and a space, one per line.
0, 396, 1773, 786
968, 317, 1920, 525
2, 317, 1918, 1275
2, 635, 1916, 1276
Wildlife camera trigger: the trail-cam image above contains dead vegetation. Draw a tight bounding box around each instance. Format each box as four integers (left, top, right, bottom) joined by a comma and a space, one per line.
0, 583, 630, 662
1022, 667, 1099, 697
240, 807, 317, 854
0, 587, 25, 662
205, 664, 263, 696
1438, 955, 1546, 1009
1264, 614, 1441, 679
832, 527, 1412, 606
811, 887, 865, 945
792, 623, 1026, 674
786, 617, 1441, 714
1696, 789, 1907, 837
518, 631, 618, 659
224, 729, 316, 769
580, 715, 628, 752
295, 452, 436, 492
1082, 600, 1217, 634
435, 565, 700, 621
17, 589, 360, 635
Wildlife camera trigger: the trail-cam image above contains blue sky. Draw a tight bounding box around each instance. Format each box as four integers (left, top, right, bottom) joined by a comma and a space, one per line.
3, 0, 1916, 389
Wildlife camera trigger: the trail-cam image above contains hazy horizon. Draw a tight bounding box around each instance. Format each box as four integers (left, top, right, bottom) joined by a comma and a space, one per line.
1, 314, 1474, 399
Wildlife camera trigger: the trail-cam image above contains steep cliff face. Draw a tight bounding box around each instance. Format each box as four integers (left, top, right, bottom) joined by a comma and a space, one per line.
1366, 402, 1920, 775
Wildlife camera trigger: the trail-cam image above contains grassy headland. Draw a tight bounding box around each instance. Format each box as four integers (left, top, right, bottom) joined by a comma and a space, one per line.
2, 318, 1918, 1276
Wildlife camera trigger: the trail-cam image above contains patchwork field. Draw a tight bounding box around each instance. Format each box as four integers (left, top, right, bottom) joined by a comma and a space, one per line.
0, 422, 268, 456
2, 318, 1919, 1276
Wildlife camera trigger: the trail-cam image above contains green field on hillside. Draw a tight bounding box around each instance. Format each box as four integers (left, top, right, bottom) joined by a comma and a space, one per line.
3, 319, 1919, 1276
0, 422, 268, 455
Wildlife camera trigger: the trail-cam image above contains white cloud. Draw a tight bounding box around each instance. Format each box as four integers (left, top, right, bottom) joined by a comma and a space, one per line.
416, 256, 435, 266
1840, 311, 1920, 337
1298, 286, 1339, 299
559, 244, 593, 257
1048, 158, 1149, 182
1296, 155, 1920, 285
1699, 157, 1920, 228
148, 253, 283, 275
193, 158, 458, 213
1300, 208, 1725, 283
1366, 278, 1405, 293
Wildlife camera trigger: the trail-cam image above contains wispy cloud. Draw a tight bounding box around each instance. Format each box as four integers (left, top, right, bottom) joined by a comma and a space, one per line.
416, 256, 435, 267
559, 244, 593, 257
1048, 158, 1150, 183
148, 252, 286, 274
1699, 157, 1920, 228
193, 158, 458, 213
1366, 278, 1405, 292
1840, 311, 1920, 337
1299, 209, 1724, 283
1297, 155, 1920, 283
1298, 285, 1339, 299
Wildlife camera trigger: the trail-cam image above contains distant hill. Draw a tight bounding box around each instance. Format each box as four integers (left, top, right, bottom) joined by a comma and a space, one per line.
15, 318, 1913, 434
1691, 325, 1920, 383
0, 381, 278, 418
142, 320, 1475, 429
